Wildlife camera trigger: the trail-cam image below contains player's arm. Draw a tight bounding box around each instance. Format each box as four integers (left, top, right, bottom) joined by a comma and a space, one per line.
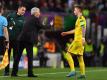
80, 20, 86, 45
61, 29, 75, 36
82, 26, 86, 38
3, 18, 9, 49
4, 27, 9, 42
82, 26, 86, 44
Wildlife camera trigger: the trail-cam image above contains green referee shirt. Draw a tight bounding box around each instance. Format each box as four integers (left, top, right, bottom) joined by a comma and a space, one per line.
7, 12, 25, 40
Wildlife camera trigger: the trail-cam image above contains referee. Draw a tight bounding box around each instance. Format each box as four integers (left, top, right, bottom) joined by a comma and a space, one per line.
4, 5, 26, 76
0, 6, 9, 63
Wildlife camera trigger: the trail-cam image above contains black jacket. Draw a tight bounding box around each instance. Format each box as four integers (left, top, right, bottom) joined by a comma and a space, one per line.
7, 12, 25, 40
18, 15, 44, 44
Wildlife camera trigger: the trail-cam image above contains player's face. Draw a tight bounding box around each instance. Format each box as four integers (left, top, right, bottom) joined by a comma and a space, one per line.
18, 7, 26, 15
74, 7, 79, 16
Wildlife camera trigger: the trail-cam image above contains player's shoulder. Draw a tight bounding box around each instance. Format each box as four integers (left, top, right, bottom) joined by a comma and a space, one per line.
79, 16, 86, 23
0, 16, 7, 21
79, 16, 85, 20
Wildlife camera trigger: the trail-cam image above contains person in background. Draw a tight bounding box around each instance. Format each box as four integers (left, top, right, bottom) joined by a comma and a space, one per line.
44, 38, 56, 53
102, 38, 107, 67
84, 39, 94, 67
4, 5, 26, 76
37, 30, 48, 67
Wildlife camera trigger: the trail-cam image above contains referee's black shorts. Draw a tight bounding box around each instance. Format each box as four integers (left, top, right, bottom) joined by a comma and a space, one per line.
0, 36, 6, 56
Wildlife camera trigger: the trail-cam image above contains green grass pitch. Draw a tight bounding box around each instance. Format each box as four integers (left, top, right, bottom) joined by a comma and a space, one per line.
0, 67, 107, 80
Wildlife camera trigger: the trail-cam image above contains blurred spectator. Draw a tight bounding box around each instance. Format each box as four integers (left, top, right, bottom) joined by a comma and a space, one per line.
40, 2, 49, 12
44, 38, 56, 53
37, 30, 48, 67
96, 0, 104, 12
102, 38, 107, 67
39, 0, 46, 7
98, 39, 104, 66
22, 0, 38, 10
68, 0, 75, 9
98, 39, 104, 57
84, 39, 95, 67
8, 0, 14, 10
82, 7, 90, 18
101, 2, 107, 11
54, 3, 64, 12
48, 0, 55, 12
63, 3, 69, 13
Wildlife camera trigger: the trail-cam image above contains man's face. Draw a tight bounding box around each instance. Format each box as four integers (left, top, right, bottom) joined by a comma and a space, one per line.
18, 7, 26, 15
74, 7, 79, 16
35, 9, 41, 17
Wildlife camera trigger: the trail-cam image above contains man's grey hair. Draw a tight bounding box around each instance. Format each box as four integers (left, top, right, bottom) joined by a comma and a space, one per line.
31, 7, 40, 15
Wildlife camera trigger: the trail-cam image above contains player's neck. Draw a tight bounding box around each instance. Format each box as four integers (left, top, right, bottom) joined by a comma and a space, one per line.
77, 13, 82, 17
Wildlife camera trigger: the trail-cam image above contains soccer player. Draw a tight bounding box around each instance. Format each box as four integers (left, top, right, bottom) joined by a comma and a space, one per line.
61, 4, 86, 78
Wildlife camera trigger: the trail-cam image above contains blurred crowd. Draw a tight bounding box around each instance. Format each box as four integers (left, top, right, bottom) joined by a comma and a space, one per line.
0, 0, 107, 13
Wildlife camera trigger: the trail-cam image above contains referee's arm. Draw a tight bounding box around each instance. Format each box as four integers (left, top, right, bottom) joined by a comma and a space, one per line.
4, 27, 9, 42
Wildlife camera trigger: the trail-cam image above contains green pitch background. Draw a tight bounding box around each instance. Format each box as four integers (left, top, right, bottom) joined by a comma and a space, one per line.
0, 67, 107, 80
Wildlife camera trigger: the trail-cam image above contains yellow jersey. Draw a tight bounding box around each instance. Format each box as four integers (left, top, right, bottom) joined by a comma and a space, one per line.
74, 16, 86, 41
67, 16, 86, 55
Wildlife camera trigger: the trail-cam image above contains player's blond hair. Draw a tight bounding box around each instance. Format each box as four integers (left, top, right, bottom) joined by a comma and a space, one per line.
74, 4, 83, 12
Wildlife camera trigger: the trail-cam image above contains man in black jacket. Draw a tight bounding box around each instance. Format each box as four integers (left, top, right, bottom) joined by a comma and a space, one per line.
5, 5, 26, 76
11, 7, 47, 77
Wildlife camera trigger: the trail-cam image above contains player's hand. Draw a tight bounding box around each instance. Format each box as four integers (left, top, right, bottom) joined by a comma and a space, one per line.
82, 38, 86, 46
61, 32, 67, 36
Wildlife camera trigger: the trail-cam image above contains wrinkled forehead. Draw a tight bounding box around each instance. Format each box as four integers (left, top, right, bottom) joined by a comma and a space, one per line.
36, 8, 40, 12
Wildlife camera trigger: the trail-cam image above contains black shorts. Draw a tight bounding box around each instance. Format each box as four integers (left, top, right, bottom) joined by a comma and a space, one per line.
0, 36, 6, 55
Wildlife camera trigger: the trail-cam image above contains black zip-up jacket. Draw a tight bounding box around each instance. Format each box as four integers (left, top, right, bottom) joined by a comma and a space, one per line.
18, 15, 47, 44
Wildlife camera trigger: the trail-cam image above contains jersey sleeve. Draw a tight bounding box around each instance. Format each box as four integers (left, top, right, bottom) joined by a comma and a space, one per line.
3, 17, 8, 27
80, 19, 86, 28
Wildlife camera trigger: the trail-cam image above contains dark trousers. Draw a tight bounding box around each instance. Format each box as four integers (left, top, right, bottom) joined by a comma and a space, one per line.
5, 40, 18, 73
84, 52, 94, 67
39, 52, 48, 67
12, 41, 34, 75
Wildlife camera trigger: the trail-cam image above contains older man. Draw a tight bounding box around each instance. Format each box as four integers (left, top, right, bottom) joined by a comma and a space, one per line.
11, 7, 46, 77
